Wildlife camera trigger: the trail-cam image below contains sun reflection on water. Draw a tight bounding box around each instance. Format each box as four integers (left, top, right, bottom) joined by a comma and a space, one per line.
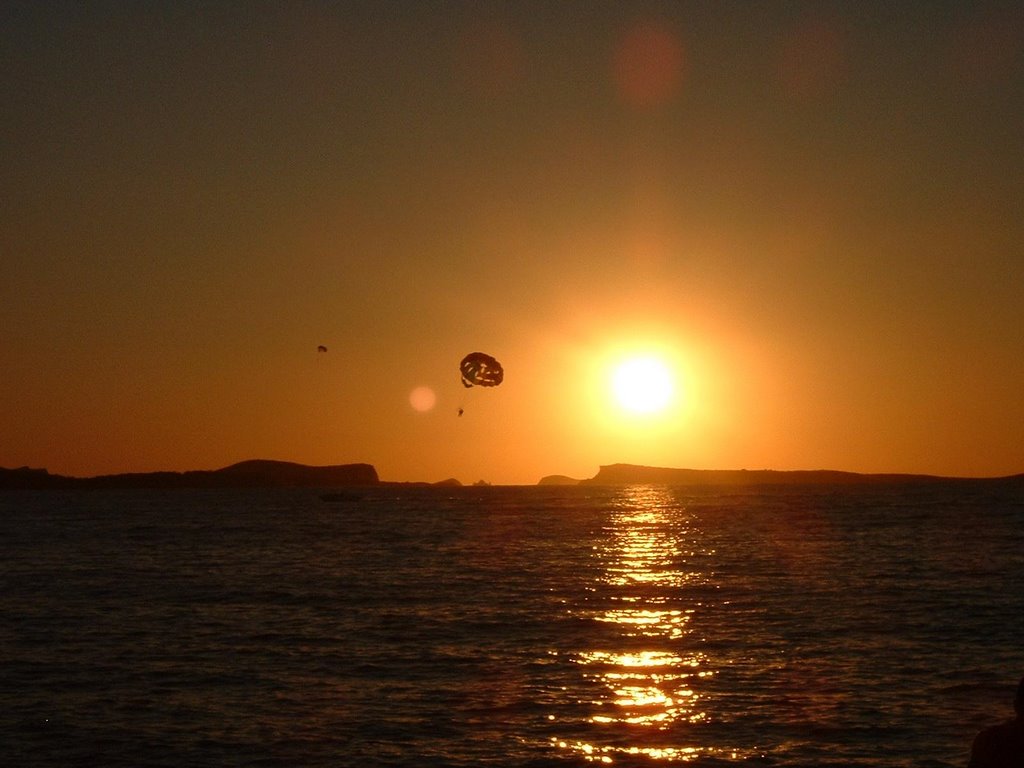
576, 649, 709, 727
553, 486, 728, 762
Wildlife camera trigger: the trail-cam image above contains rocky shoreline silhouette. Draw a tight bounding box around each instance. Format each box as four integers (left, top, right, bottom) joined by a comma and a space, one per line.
2, 459, 1022, 490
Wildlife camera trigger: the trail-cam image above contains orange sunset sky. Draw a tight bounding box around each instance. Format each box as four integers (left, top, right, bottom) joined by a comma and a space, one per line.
3, 2, 1023, 485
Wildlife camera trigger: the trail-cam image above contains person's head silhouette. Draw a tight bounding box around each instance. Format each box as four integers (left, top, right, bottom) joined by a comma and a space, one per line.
969, 676, 1024, 767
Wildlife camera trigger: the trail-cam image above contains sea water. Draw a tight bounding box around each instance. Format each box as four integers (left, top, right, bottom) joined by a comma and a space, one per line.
2, 482, 1022, 766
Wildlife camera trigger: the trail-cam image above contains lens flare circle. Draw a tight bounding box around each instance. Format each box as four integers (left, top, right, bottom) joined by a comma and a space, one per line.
409, 386, 437, 412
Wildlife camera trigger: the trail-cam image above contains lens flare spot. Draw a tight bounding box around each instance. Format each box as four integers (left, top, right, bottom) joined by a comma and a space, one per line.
409, 386, 437, 412
612, 22, 686, 108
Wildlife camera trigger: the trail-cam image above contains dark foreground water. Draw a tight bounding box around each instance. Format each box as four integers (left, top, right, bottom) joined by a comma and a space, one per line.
2, 482, 1023, 767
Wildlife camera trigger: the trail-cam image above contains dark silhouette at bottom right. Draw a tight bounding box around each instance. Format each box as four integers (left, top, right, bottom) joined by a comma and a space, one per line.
969, 677, 1024, 767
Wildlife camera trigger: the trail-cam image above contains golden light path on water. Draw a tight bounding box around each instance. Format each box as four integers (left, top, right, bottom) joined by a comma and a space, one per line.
552, 486, 756, 763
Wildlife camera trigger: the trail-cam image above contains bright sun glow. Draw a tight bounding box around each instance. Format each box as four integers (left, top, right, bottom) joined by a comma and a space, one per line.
611, 357, 674, 414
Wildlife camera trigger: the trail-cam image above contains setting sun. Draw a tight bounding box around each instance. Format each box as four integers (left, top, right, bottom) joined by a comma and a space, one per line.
611, 356, 675, 414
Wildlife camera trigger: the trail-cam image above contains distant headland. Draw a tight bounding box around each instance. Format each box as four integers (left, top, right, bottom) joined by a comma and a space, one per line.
543, 463, 1024, 487
584, 463, 1024, 486
1, 460, 1022, 490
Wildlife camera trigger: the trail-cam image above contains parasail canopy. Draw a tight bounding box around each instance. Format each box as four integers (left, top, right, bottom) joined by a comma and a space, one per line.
460, 352, 504, 388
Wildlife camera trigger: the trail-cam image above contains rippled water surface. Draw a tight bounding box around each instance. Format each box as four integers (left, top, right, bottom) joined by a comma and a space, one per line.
2, 483, 1023, 766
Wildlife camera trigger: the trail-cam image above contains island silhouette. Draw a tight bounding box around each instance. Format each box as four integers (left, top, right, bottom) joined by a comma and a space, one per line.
0, 460, 377, 490
2, 460, 1022, 490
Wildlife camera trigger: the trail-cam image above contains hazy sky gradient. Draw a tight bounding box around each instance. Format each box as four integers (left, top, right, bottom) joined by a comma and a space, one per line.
3, 1, 1022, 483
